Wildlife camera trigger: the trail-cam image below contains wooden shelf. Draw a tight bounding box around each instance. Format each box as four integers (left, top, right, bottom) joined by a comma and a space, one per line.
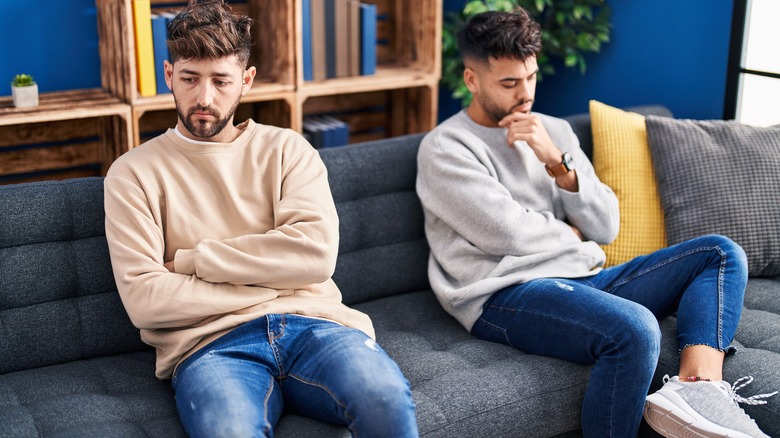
0, 89, 132, 185
299, 66, 439, 98
0, 89, 130, 126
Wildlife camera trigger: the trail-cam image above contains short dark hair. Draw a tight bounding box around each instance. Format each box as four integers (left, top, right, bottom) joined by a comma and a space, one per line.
457, 9, 542, 66
167, 0, 253, 66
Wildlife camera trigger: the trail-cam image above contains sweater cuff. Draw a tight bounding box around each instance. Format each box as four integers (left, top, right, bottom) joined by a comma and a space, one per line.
174, 248, 197, 275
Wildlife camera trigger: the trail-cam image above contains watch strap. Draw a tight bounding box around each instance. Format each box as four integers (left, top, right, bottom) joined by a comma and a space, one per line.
545, 162, 569, 178
545, 152, 573, 178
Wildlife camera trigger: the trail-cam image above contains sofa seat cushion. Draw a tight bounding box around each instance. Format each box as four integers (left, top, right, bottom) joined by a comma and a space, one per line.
355, 290, 591, 437
0, 351, 184, 437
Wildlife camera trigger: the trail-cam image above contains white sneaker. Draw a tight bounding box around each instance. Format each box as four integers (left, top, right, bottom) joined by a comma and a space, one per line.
643, 375, 776, 438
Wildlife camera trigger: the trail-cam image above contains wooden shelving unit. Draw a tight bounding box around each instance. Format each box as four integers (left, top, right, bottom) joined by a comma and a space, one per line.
296, 0, 441, 137
0, 0, 441, 183
98, 0, 441, 147
0, 89, 132, 185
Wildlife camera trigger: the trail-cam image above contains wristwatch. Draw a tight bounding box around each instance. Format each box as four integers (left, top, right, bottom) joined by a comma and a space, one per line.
545, 152, 574, 178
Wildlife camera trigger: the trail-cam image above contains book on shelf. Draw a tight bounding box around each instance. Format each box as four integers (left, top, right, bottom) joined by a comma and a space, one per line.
302, 116, 350, 149
324, 0, 337, 78
334, 0, 349, 78
347, 1, 361, 76
322, 116, 350, 146
150, 13, 170, 95
304, 0, 376, 81
310, 0, 327, 81
301, 0, 313, 81
359, 2, 377, 76
132, 0, 157, 97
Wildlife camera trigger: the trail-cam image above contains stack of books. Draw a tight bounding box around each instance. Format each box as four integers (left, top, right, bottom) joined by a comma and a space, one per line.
302, 0, 377, 82
302, 116, 350, 148
132, 0, 177, 97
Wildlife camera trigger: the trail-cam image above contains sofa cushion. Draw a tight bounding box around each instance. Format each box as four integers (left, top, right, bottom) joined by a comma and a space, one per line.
646, 117, 780, 277
355, 290, 590, 437
320, 134, 431, 306
589, 100, 667, 266
0, 351, 184, 437
0, 179, 146, 374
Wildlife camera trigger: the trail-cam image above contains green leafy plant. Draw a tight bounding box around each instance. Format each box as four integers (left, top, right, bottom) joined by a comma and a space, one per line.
11, 74, 36, 87
442, 0, 611, 107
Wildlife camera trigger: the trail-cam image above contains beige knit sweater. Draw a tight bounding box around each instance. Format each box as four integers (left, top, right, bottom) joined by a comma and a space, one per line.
104, 120, 374, 379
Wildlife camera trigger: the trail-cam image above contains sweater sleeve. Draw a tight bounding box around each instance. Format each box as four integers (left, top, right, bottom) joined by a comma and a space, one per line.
417, 134, 582, 257
104, 176, 280, 330
554, 127, 620, 244
173, 141, 339, 288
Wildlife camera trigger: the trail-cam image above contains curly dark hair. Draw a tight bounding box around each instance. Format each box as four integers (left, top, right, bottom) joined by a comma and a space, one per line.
457, 9, 542, 66
167, 0, 253, 66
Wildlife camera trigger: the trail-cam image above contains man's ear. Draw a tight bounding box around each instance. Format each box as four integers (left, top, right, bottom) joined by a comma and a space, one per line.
242, 66, 257, 96
463, 66, 479, 94
163, 60, 173, 92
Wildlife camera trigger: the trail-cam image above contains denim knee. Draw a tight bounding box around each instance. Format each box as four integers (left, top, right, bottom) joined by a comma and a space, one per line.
616, 304, 661, 366
695, 235, 748, 267
351, 377, 417, 436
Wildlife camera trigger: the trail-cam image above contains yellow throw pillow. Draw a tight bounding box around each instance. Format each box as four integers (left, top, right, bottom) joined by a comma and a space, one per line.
590, 100, 667, 267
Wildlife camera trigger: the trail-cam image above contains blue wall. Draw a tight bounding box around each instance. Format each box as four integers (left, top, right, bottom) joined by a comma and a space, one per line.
0, 1, 101, 95
2, 0, 732, 122
441, 0, 735, 121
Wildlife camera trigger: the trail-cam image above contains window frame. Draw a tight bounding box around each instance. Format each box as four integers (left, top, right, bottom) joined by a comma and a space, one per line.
723, 0, 780, 121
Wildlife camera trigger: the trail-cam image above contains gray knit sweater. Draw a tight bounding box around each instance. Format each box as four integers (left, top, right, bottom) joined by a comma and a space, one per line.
416, 110, 620, 331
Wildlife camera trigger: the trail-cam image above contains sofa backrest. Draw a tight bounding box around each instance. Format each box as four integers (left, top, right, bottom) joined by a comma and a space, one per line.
320, 134, 431, 305
0, 178, 146, 374
0, 105, 673, 373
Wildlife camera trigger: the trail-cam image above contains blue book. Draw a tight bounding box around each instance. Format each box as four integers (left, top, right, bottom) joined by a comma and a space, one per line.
303, 117, 326, 149
150, 13, 171, 94
322, 116, 349, 146
302, 0, 313, 81
360, 3, 377, 75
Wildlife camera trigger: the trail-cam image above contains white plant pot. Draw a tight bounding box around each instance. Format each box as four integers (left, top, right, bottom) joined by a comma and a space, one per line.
12, 83, 39, 108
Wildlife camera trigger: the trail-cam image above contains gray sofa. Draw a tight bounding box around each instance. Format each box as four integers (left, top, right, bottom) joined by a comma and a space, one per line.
1, 106, 778, 437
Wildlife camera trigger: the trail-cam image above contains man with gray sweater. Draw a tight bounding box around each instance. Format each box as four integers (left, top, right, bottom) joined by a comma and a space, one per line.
416, 8, 774, 438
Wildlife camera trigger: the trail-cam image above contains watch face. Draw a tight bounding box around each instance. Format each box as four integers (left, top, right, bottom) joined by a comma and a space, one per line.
562, 152, 575, 171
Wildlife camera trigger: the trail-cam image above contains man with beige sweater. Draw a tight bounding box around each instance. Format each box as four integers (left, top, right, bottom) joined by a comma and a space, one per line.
103, 1, 417, 436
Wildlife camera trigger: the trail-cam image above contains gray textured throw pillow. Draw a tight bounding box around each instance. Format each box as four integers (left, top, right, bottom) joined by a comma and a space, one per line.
646, 116, 780, 277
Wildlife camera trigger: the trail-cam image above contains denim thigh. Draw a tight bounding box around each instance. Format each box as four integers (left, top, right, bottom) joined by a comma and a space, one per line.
172, 317, 282, 438
277, 316, 418, 437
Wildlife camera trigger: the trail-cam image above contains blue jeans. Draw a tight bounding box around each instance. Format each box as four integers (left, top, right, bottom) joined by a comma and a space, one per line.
471, 235, 747, 437
172, 314, 418, 438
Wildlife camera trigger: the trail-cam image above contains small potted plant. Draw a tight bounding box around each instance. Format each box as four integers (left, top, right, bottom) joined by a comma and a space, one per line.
11, 74, 39, 108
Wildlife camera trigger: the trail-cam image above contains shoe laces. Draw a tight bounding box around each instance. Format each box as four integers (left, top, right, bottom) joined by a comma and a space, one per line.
662, 374, 778, 406
727, 376, 778, 406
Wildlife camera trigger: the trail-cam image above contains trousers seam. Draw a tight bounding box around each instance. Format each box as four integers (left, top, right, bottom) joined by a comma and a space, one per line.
262, 374, 275, 436
603, 245, 723, 292
716, 245, 727, 351
267, 315, 286, 376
